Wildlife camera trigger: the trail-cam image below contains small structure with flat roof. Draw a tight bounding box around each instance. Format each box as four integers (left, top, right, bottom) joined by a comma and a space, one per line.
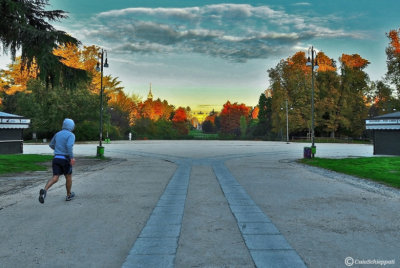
366, 111, 400, 155
0, 112, 31, 154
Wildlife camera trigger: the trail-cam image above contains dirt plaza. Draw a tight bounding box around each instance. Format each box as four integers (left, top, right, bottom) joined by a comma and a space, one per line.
0, 141, 398, 267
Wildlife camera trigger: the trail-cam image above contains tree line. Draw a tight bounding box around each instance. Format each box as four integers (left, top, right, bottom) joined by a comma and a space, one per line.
2, 29, 400, 141
1, 1, 399, 141
206, 30, 400, 141
201, 29, 400, 141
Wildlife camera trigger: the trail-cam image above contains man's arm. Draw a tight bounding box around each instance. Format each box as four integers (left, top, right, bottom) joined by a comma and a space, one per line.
49, 135, 56, 150
66, 134, 76, 165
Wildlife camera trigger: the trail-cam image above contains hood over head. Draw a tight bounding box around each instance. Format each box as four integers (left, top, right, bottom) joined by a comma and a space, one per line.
62, 118, 75, 131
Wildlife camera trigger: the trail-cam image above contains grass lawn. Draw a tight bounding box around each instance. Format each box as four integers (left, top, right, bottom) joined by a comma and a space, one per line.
292, 138, 371, 144
0, 154, 53, 175
189, 130, 218, 140
300, 157, 400, 189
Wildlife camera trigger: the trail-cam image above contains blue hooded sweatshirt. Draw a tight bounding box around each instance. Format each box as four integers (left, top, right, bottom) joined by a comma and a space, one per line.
49, 118, 75, 159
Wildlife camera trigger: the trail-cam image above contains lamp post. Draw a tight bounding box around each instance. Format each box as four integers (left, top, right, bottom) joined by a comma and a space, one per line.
306, 46, 318, 157
96, 49, 109, 157
281, 99, 293, 143
285, 99, 289, 143
106, 107, 113, 143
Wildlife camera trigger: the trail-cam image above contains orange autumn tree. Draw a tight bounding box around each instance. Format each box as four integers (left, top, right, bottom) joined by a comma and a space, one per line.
386, 29, 400, 93
270, 51, 311, 134
251, 106, 259, 119
53, 44, 124, 96
1, 43, 124, 100
172, 107, 189, 136
54, 43, 137, 128
387, 29, 400, 54
338, 53, 370, 136
53, 43, 84, 70
340, 54, 369, 69
286, 51, 309, 73
0, 57, 38, 95
172, 107, 188, 122
219, 101, 250, 136
139, 98, 174, 121
53, 43, 133, 135
2, 43, 132, 139
316, 52, 336, 72
107, 91, 141, 135
1, 43, 85, 98
268, 49, 370, 138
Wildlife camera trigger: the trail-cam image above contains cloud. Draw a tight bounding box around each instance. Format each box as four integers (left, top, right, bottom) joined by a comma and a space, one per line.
292, 2, 312, 6
99, 7, 201, 21
113, 42, 171, 55
82, 4, 364, 62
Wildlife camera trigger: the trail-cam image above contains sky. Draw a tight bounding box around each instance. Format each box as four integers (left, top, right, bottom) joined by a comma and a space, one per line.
1, 0, 399, 111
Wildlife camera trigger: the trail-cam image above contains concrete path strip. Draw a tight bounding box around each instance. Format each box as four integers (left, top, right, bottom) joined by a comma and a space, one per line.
175, 165, 254, 267
122, 155, 308, 267
122, 162, 191, 267
213, 161, 307, 268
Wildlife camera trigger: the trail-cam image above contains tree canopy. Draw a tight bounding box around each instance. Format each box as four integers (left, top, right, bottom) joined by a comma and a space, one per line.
0, 0, 87, 88
386, 29, 400, 95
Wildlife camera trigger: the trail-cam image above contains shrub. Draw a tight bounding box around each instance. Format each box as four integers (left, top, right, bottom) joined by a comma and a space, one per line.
74, 121, 99, 141
202, 120, 216, 133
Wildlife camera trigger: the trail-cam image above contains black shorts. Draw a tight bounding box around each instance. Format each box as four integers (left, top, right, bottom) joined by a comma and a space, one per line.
52, 158, 72, 175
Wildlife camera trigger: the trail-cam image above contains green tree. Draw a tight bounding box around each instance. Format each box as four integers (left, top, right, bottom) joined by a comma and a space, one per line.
155, 119, 178, 139
368, 80, 399, 117
268, 53, 311, 138
254, 92, 272, 137
338, 54, 370, 137
314, 54, 341, 137
240, 115, 247, 138
12, 79, 99, 139
202, 120, 215, 133
172, 107, 189, 136
132, 118, 156, 139
267, 50, 372, 139
0, 0, 87, 88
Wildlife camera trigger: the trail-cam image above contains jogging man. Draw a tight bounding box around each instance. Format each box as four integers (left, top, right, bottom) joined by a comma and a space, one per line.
39, 118, 76, 203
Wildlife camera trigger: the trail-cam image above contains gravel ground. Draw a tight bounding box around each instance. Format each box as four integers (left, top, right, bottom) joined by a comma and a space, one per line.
2, 141, 398, 267
0, 157, 116, 206
298, 162, 400, 199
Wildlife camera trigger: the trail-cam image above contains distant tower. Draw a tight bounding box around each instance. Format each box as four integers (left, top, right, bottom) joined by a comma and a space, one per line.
147, 83, 153, 100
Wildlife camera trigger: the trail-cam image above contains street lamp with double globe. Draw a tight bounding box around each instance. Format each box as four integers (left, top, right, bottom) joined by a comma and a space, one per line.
306, 46, 318, 157
96, 49, 109, 157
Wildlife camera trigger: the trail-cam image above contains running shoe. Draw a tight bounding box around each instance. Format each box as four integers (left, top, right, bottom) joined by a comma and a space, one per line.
39, 189, 46, 204
66, 192, 75, 201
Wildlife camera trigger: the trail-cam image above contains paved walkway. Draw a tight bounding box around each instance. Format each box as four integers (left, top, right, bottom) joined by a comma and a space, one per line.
122, 156, 305, 267
1, 141, 399, 267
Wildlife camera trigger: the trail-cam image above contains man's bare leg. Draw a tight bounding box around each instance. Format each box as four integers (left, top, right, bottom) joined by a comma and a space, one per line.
39, 175, 60, 203
65, 174, 72, 196
45, 175, 60, 191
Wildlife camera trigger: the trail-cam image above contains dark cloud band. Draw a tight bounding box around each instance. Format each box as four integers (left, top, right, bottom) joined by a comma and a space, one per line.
79, 4, 363, 62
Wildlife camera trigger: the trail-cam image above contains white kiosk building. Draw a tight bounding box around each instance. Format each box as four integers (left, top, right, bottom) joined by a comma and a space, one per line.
0, 112, 31, 154
366, 112, 400, 155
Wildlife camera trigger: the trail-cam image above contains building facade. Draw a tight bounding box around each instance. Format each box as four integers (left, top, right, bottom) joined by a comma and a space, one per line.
366, 112, 400, 155
0, 112, 31, 154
